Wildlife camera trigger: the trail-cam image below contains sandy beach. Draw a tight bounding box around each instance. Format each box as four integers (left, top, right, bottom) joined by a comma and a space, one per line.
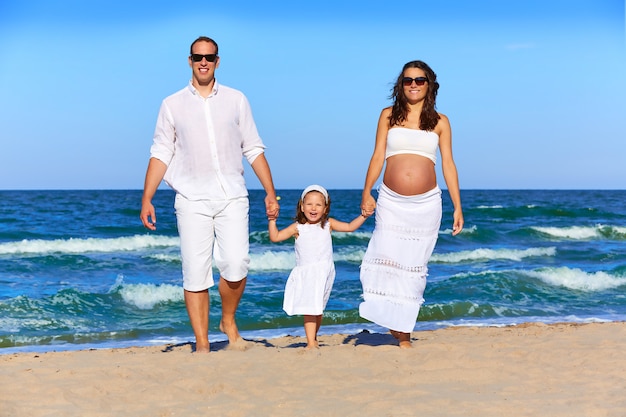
1, 322, 624, 417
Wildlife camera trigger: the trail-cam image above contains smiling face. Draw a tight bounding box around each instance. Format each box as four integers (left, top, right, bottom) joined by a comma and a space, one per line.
402, 67, 429, 104
188, 40, 220, 88
300, 191, 327, 224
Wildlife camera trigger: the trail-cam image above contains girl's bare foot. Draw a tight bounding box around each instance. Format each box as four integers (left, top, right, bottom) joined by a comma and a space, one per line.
398, 340, 412, 349
305, 341, 319, 350
390, 330, 412, 348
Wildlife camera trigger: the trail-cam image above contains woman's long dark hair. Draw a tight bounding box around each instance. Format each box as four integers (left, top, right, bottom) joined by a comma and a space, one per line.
389, 60, 440, 131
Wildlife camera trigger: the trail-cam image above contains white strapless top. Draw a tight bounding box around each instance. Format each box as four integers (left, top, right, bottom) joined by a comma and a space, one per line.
385, 127, 438, 164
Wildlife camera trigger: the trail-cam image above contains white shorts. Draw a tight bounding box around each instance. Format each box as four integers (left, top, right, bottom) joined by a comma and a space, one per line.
174, 194, 250, 291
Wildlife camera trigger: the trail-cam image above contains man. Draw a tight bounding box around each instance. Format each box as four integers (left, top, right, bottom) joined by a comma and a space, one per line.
140, 36, 280, 353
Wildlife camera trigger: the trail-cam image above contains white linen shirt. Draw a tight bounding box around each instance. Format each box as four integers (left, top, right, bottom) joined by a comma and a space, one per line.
150, 81, 265, 200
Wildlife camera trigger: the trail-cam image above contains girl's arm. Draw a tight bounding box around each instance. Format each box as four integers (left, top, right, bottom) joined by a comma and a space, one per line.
329, 214, 369, 233
436, 113, 464, 236
268, 220, 298, 242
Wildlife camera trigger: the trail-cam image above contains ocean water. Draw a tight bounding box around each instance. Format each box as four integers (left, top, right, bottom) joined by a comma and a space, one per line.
1, 189, 625, 354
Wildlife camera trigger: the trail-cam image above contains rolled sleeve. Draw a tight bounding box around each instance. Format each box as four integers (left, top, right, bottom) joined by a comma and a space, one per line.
238, 94, 266, 165
149, 102, 176, 166
243, 145, 265, 164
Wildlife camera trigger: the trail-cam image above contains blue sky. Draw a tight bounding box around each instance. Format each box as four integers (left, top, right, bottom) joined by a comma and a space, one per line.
1, 0, 624, 190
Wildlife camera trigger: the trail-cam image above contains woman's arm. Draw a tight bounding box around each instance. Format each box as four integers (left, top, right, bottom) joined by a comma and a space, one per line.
361, 108, 390, 215
437, 113, 464, 235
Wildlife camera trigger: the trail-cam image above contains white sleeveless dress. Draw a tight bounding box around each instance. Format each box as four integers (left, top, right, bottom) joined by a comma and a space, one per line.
283, 222, 336, 316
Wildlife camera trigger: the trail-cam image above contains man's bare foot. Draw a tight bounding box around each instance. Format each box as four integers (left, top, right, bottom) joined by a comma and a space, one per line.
220, 320, 241, 343
220, 320, 251, 350
225, 338, 252, 351
193, 341, 210, 354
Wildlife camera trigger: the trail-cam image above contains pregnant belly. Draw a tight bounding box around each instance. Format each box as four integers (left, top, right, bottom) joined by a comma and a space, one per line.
383, 155, 437, 196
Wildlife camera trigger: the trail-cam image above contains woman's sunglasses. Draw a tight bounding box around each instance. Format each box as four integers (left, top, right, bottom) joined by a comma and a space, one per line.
402, 77, 428, 87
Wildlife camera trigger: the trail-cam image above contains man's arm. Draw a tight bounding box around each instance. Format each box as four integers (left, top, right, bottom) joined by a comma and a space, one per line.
250, 153, 280, 219
140, 158, 168, 230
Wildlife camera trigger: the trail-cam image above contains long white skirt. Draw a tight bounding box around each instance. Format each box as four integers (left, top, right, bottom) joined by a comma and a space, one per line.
359, 183, 442, 333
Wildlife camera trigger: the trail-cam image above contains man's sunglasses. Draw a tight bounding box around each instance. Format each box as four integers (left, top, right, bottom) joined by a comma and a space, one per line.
402, 77, 428, 86
190, 53, 218, 63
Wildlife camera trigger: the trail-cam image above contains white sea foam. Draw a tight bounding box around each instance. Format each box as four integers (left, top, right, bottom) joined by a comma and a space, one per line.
0, 235, 180, 255
532, 225, 626, 240
334, 247, 366, 263
250, 250, 295, 271
110, 276, 183, 310
440, 225, 477, 235
0, 316, 92, 334
526, 267, 626, 291
147, 253, 180, 262
332, 231, 372, 240
532, 226, 600, 239
431, 246, 556, 263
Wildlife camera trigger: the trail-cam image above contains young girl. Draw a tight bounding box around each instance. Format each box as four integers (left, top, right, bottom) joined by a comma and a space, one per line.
268, 184, 369, 349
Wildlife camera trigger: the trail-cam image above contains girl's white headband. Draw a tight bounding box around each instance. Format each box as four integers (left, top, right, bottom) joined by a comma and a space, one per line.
301, 184, 328, 203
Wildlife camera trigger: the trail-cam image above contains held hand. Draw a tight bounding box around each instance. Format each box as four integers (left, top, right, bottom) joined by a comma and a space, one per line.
265, 195, 280, 220
360, 194, 376, 217
140, 202, 157, 231
451, 209, 464, 236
